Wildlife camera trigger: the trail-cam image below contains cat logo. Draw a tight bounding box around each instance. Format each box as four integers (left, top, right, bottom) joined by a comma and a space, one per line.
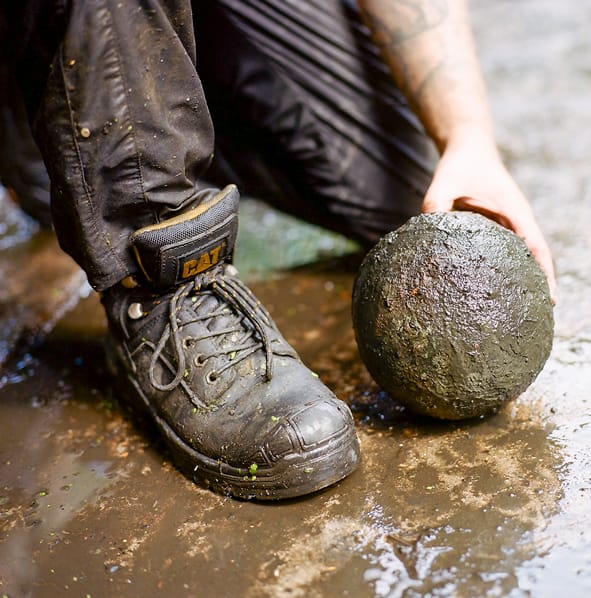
181, 243, 224, 278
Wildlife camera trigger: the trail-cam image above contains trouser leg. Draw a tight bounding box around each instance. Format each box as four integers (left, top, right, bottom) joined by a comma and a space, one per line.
0, 1, 364, 501
0, 62, 52, 226
2, 0, 215, 291
194, 0, 438, 247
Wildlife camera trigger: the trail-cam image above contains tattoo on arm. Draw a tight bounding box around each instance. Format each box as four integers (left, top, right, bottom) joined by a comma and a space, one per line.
361, 0, 449, 46
358, 0, 450, 106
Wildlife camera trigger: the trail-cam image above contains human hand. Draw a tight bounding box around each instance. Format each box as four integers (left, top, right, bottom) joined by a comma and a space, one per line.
421, 133, 557, 301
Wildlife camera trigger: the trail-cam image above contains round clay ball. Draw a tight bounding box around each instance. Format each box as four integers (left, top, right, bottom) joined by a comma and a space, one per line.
352, 212, 554, 420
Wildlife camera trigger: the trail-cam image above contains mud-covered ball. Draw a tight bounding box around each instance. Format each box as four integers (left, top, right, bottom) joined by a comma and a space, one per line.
352, 212, 554, 420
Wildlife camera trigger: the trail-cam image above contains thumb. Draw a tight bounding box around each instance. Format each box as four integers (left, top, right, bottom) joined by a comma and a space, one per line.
421, 181, 456, 213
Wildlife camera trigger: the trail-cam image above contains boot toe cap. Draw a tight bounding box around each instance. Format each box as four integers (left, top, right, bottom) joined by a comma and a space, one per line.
290, 398, 354, 448
264, 398, 358, 462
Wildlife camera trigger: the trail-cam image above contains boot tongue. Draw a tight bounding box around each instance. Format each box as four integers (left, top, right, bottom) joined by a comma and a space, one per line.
130, 185, 240, 289
191, 290, 253, 350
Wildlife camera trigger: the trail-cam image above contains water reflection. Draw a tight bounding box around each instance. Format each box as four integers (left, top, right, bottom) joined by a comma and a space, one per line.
251, 266, 564, 597
0, 186, 38, 250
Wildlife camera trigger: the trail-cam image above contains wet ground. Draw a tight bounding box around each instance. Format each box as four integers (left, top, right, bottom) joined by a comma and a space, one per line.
1, 1, 590, 596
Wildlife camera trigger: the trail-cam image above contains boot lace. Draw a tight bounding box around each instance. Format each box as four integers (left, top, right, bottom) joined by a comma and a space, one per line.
148, 266, 274, 392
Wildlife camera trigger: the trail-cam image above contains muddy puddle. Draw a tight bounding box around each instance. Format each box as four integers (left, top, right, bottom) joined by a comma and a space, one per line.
0, 254, 587, 597
1, 0, 591, 596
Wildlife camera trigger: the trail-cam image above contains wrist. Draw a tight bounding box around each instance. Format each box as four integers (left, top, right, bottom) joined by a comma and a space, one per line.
437, 121, 498, 156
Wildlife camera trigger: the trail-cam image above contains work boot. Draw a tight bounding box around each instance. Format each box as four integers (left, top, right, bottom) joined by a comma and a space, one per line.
102, 185, 360, 500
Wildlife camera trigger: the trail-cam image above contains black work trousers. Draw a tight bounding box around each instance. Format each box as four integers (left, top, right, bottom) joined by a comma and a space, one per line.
0, 0, 436, 291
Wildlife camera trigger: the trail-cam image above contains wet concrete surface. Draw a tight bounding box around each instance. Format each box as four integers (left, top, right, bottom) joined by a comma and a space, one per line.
1, 1, 591, 596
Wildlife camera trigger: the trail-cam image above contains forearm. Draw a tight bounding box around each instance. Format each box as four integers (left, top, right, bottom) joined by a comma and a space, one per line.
357, 0, 494, 153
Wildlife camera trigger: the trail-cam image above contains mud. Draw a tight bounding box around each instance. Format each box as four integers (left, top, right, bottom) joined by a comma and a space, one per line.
0, 266, 568, 598
0, 189, 89, 370
352, 212, 554, 419
1, 1, 591, 597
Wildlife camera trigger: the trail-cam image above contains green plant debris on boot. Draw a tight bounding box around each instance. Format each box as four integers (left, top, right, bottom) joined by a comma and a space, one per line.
102, 185, 360, 499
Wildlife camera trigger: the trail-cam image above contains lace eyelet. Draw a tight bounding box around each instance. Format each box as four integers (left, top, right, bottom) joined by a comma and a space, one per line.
183, 337, 195, 349
194, 354, 206, 367
206, 371, 218, 384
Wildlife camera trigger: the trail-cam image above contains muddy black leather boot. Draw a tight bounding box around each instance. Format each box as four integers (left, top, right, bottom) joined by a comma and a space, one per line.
102, 184, 360, 499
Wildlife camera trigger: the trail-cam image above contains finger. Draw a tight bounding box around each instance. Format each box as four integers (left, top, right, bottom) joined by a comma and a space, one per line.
448, 197, 557, 302
509, 222, 557, 303
421, 184, 455, 214
451, 196, 512, 229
